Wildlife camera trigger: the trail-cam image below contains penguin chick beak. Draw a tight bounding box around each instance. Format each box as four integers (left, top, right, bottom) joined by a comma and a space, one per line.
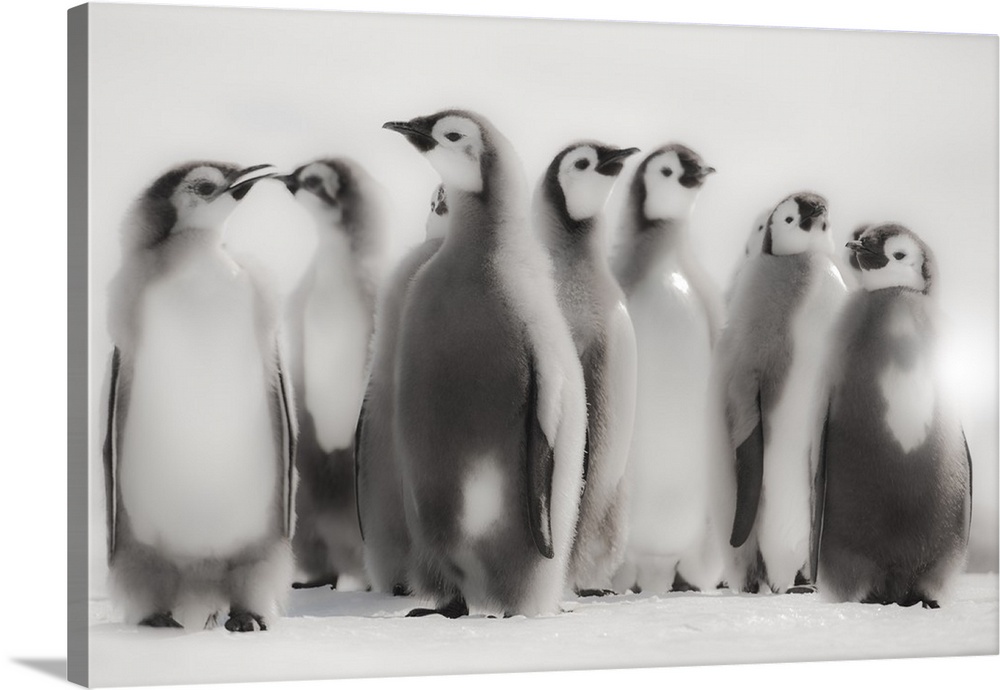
383, 118, 437, 152
273, 173, 300, 195
698, 166, 717, 178
847, 239, 887, 270
226, 164, 279, 201
595, 147, 640, 176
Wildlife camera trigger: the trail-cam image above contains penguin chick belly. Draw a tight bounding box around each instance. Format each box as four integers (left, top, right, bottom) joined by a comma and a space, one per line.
121, 267, 277, 561
758, 259, 843, 582
302, 248, 371, 453
627, 275, 713, 553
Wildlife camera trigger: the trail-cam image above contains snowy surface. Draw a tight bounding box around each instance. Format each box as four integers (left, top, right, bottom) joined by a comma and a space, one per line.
88, 573, 998, 688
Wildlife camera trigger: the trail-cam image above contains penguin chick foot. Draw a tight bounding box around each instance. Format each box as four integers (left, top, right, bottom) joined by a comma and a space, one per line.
392, 583, 412, 597
405, 596, 469, 619
576, 588, 616, 598
670, 573, 700, 593
786, 584, 817, 594
138, 612, 182, 628
225, 608, 267, 632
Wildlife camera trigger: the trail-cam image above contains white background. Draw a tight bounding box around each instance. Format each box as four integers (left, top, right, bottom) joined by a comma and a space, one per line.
1, 1, 998, 690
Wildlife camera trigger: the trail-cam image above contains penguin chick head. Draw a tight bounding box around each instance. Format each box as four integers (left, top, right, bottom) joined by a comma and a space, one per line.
383, 111, 490, 193
279, 158, 368, 227
762, 191, 830, 256
125, 162, 274, 250
636, 143, 715, 223
847, 223, 934, 294
543, 142, 639, 223
425, 183, 450, 240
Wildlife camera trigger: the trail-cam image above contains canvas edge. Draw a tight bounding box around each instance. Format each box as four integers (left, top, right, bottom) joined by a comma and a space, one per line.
68, 3, 90, 687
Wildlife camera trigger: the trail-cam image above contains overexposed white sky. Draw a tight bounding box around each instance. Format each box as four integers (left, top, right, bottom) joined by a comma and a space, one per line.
85, 2, 998, 585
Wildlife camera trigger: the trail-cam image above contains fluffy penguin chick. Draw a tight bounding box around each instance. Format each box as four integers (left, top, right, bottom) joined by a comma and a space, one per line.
279, 157, 386, 589
355, 184, 450, 595
384, 110, 587, 617
709, 191, 847, 594
611, 143, 724, 594
534, 141, 639, 596
816, 223, 971, 607
104, 162, 296, 632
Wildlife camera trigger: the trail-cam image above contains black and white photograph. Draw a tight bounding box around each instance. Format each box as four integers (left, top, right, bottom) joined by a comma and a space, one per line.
35, 0, 1000, 688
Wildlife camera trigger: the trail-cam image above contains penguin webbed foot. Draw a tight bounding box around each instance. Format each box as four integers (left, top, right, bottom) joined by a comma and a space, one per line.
392, 583, 412, 597
405, 596, 469, 619
138, 612, 183, 629
787, 572, 816, 594
225, 608, 267, 632
576, 588, 616, 598
670, 572, 700, 593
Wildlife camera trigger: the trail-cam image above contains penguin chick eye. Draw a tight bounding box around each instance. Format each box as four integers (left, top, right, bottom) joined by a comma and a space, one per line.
893, 251, 906, 260
757, 225, 764, 232
574, 159, 590, 171
444, 132, 463, 142
303, 175, 322, 191
785, 216, 794, 224
660, 167, 673, 178
194, 181, 217, 197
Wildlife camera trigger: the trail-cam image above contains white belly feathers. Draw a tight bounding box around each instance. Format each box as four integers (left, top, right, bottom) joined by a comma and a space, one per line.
120, 257, 277, 560
302, 240, 371, 453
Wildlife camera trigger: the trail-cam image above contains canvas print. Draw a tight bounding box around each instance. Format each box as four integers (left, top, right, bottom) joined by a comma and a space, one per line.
67, 3, 999, 687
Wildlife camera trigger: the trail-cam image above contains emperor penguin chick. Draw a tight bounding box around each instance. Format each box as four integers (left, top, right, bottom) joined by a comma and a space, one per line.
279, 158, 386, 589
611, 143, 723, 594
384, 110, 587, 617
103, 162, 296, 632
533, 142, 639, 597
355, 184, 450, 595
816, 224, 971, 607
710, 191, 848, 594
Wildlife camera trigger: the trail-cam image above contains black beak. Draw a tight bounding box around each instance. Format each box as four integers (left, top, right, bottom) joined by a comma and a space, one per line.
846, 239, 887, 270
383, 118, 437, 152
697, 165, 717, 178
273, 173, 300, 195
226, 164, 278, 201
595, 147, 640, 176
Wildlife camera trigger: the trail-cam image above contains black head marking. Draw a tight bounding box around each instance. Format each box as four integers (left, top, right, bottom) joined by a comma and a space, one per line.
137, 160, 240, 248
660, 142, 715, 188
432, 185, 448, 216
847, 225, 869, 271
793, 192, 827, 231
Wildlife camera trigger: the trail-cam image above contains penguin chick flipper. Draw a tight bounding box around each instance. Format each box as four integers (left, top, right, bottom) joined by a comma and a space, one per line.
963, 428, 973, 539
810, 399, 831, 583
354, 395, 368, 542
526, 356, 556, 559
273, 350, 297, 539
102, 347, 123, 560
730, 390, 764, 548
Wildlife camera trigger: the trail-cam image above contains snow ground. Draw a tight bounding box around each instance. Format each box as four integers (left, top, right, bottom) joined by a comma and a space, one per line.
88, 573, 998, 688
